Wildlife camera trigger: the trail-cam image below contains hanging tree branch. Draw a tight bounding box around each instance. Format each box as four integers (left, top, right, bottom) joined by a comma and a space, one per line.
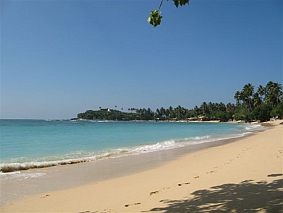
147, 0, 190, 27
159, 0, 165, 10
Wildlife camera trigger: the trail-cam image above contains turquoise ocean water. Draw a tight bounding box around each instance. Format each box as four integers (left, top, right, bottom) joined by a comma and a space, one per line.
0, 119, 266, 176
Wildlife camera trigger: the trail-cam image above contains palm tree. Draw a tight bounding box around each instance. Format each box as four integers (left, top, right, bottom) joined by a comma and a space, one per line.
160, 107, 166, 119
155, 108, 160, 119
241, 83, 254, 111
257, 85, 266, 103
226, 102, 236, 113
115, 105, 117, 120
169, 106, 174, 119
217, 102, 226, 112
234, 91, 241, 106
200, 102, 209, 117
175, 105, 186, 120
253, 92, 262, 108
136, 109, 142, 120
208, 102, 216, 115
266, 81, 283, 107
194, 106, 200, 117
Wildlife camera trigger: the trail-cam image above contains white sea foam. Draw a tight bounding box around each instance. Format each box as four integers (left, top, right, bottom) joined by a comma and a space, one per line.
0, 123, 268, 176
245, 124, 268, 132
131, 140, 180, 154
127, 135, 224, 154
0, 151, 128, 174
0, 134, 243, 174
0, 158, 94, 173
0, 171, 46, 180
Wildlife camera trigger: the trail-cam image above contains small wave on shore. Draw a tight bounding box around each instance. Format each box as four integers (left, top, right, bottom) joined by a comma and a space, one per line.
245, 124, 269, 132
0, 121, 269, 178
0, 171, 46, 181
0, 132, 253, 175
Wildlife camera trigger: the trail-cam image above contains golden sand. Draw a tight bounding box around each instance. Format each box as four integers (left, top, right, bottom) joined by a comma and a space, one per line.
1, 121, 282, 212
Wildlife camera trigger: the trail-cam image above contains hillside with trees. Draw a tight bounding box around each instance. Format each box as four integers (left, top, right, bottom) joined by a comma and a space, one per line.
76, 81, 283, 122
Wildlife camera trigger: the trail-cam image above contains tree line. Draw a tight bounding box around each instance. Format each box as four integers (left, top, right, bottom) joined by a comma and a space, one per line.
233, 81, 282, 122
76, 81, 283, 122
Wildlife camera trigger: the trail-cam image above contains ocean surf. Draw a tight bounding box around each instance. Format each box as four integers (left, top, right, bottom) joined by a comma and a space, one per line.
0, 119, 267, 176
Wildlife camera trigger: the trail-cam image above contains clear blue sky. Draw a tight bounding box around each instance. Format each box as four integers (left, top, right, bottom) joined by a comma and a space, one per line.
1, 0, 282, 119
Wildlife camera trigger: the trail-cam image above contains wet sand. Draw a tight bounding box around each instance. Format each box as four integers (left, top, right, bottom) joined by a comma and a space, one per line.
1, 120, 282, 212
1, 130, 243, 205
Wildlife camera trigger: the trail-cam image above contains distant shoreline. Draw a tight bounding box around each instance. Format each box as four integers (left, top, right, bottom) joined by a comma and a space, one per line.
71, 117, 264, 124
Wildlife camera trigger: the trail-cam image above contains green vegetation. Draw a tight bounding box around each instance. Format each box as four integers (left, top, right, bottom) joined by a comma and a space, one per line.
148, 0, 189, 27
77, 108, 137, 121
234, 81, 283, 122
76, 81, 283, 122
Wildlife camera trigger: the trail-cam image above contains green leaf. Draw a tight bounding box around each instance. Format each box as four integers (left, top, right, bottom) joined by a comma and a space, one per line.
173, 0, 179, 7
173, 0, 189, 7
147, 10, 163, 27
180, 0, 189, 6
148, 0, 190, 27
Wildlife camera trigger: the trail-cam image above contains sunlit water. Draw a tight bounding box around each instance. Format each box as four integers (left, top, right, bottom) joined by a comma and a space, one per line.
0, 119, 266, 177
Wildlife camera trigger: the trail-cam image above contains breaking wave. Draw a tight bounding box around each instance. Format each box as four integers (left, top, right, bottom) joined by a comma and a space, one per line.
0, 133, 246, 174
1, 122, 269, 176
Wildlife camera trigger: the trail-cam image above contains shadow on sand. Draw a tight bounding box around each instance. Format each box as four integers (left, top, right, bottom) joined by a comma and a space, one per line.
148, 176, 283, 213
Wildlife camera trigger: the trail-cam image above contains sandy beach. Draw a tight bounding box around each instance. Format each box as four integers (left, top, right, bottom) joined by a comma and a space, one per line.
1, 121, 282, 213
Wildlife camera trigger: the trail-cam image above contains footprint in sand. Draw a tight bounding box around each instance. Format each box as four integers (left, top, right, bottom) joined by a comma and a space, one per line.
225, 159, 233, 165
125, 202, 141, 207
178, 182, 190, 186
194, 176, 200, 179
206, 170, 216, 174
150, 191, 159, 195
